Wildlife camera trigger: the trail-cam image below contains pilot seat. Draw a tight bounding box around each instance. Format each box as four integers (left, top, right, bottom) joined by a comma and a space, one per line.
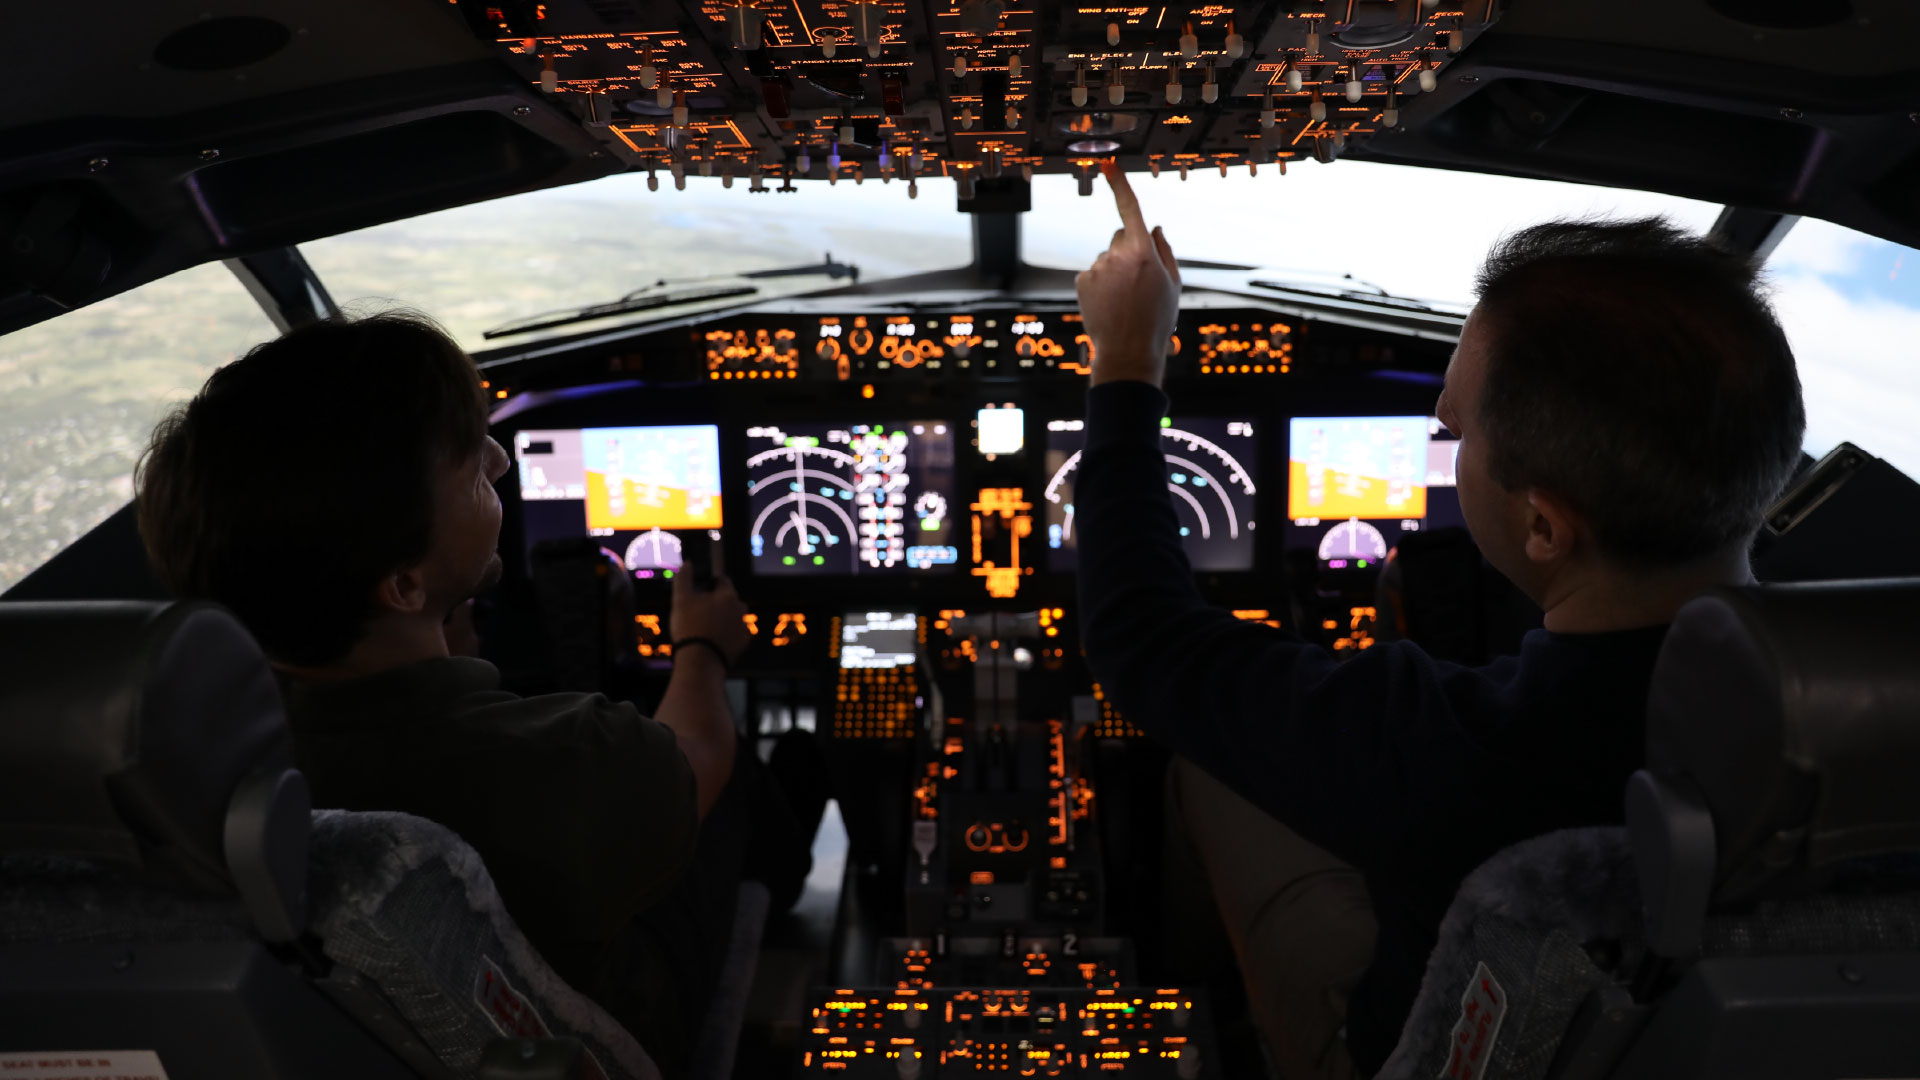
0, 600, 683, 1079
1378, 580, 1920, 1080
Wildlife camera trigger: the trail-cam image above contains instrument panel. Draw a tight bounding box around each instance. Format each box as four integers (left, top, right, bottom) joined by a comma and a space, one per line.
499, 302, 1457, 584
492, 299, 1462, 662
490, 298, 1474, 1077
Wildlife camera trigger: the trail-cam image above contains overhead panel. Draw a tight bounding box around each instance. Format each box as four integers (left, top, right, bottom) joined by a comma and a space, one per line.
451, 0, 1499, 192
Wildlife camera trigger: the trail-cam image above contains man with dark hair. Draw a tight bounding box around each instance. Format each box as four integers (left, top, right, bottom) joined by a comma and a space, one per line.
1071, 173, 1804, 1078
137, 311, 753, 1075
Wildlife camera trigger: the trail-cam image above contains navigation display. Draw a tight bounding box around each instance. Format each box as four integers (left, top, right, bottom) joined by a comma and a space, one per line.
514, 425, 722, 577
1287, 417, 1462, 569
745, 421, 958, 575
1042, 417, 1260, 573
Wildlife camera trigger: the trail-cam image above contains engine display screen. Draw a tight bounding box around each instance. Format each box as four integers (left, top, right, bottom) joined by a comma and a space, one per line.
514, 425, 723, 576
745, 421, 958, 575
1286, 416, 1462, 568
1041, 417, 1260, 572
839, 611, 918, 669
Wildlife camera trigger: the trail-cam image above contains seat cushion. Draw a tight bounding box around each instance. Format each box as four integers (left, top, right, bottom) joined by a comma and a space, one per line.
1376, 828, 1641, 1080
306, 809, 660, 1080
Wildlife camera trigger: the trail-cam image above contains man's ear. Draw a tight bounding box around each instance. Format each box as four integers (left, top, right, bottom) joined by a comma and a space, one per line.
1521, 488, 1582, 567
371, 565, 430, 617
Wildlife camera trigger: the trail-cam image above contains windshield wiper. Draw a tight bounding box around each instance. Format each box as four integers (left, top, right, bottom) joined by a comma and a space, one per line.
480, 254, 861, 340
1248, 276, 1456, 316
1176, 256, 1258, 271
739, 254, 860, 283
481, 283, 759, 340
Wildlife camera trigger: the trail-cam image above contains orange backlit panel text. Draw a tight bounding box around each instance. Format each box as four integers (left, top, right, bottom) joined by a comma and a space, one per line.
970, 488, 1034, 599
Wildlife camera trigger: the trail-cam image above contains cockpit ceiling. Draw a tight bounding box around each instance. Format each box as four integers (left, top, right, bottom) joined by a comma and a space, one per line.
5, 0, 1920, 335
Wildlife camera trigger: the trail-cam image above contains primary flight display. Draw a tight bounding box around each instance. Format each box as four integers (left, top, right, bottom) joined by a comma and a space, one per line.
514, 424, 724, 575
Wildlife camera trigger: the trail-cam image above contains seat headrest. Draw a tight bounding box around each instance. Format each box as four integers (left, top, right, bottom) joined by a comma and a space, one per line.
1646, 580, 1920, 904
0, 600, 290, 893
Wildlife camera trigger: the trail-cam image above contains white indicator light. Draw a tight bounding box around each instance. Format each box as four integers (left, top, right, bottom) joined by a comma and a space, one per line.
976, 407, 1025, 455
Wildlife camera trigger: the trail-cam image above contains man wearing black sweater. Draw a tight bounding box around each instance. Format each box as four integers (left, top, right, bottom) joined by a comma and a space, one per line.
1072, 168, 1805, 1078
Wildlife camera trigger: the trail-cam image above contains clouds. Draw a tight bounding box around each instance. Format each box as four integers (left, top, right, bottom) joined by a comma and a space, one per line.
1769, 268, 1920, 473
1021, 163, 1725, 303
1759, 219, 1920, 475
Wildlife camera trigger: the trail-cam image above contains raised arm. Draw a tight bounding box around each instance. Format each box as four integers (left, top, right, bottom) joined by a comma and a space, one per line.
1072, 168, 1484, 869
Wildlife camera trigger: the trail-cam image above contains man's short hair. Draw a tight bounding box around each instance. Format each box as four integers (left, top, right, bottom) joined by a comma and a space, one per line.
1473, 217, 1806, 567
137, 311, 489, 665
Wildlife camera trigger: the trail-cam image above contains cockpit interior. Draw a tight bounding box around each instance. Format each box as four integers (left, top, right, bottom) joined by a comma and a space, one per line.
6, 2, 1920, 1079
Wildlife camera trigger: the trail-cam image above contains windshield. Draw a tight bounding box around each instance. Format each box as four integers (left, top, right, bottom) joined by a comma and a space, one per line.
305, 162, 1726, 349
300, 175, 973, 351
7, 162, 1920, 592
0, 261, 278, 591
1026, 163, 1724, 305
1762, 219, 1920, 478
1028, 167, 1920, 478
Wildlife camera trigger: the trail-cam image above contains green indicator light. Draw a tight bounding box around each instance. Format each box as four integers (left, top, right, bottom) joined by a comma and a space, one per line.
813, 556, 825, 565
783, 556, 796, 566
663, 570, 674, 578
1358, 559, 1369, 568
1160, 417, 1172, 428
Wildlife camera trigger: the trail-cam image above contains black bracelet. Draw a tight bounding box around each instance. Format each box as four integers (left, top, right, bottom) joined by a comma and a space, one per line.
671, 637, 732, 671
